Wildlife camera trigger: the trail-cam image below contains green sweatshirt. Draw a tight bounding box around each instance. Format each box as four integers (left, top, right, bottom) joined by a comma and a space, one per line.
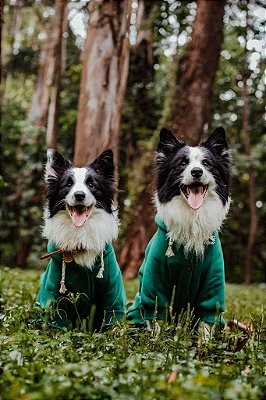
127, 216, 225, 325
35, 242, 126, 330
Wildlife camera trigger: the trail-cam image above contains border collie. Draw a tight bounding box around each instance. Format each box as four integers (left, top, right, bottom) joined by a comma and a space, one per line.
156, 126, 231, 257
43, 149, 118, 267
126, 127, 231, 336
36, 149, 126, 330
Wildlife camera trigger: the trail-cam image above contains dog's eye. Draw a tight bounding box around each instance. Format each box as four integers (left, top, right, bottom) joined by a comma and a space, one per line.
202, 160, 209, 166
66, 179, 73, 187
180, 160, 188, 167
86, 178, 94, 188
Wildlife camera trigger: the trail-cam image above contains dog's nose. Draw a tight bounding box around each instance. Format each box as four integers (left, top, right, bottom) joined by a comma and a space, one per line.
74, 191, 86, 202
191, 167, 203, 179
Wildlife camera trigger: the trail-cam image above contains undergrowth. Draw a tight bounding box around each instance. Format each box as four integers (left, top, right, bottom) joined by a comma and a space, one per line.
0, 267, 265, 400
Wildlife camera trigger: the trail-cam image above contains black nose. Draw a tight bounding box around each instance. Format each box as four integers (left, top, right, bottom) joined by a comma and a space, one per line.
191, 167, 203, 179
74, 191, 86, 202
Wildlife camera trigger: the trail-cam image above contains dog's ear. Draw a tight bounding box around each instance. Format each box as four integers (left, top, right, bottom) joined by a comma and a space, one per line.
90, 149, 115, 177
201, 127, 228, 157
156, 128, 184, 165
45, 149, 72, 181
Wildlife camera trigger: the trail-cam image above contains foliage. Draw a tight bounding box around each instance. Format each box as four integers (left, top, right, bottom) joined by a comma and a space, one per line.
210, 0, 266, 282
0, 267, 265, 400
0, 100, 46, 267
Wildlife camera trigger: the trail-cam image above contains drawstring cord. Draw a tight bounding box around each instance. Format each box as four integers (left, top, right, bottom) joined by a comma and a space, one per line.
41, 248, 106, 294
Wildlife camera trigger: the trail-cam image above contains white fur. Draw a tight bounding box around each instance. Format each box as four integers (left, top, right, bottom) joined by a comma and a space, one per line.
156, 194, 230, 258
43, 206, 119, 268
45, 149, 57, 180
156, 146, 230, 257
66, 168, 96, 207
182, 147, 214, 186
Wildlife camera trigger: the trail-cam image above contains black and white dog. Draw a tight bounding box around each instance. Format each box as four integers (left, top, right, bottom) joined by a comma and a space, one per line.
43, 149, 118, 266
127, 127, 231, 335
36, 149, 125, 330
156, 126, 231, 257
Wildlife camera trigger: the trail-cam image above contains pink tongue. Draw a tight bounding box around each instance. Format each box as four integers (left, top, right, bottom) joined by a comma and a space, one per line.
187, 190, 204, 210
70, 210, 87, 227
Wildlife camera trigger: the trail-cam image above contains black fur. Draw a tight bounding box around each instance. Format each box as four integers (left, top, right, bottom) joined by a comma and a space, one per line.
45, 150, 116, 217
156, 127, 231, 205
200, 127, 231, 205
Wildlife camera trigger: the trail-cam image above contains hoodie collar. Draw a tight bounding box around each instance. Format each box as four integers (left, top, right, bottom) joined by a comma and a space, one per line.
155, 214, 168, 232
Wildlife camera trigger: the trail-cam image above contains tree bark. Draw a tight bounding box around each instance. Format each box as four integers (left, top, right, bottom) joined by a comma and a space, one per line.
28, 0, 69, 148
171, 0, 226, 145
243, 81, 257, 284
74, 0, 132, 166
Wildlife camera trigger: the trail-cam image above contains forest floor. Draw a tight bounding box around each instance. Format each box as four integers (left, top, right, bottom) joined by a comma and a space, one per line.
0, 267, 265, 400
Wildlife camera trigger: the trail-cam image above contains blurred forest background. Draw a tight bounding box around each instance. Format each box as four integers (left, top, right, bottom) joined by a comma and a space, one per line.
0, 0, 265, 283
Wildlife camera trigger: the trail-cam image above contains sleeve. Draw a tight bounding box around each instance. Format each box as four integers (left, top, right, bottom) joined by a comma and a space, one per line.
196, 233, 225, 325
35, 242, 62, 310
140, 232, 171, 321
102, 246, 126, 326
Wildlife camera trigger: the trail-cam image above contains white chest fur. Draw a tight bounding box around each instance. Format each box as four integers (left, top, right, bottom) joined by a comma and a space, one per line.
43, 207, 118, 268
155, 194, 230, 258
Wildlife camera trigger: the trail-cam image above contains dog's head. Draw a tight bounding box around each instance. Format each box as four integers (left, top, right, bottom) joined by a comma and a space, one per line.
156, 127, 231, 210
44, 149, 116, 227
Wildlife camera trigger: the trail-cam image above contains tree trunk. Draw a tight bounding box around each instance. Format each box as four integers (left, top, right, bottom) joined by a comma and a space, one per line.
118, 0, 158, 278
243, 81, 257, 284
74, 0, 132, 166
119, 169, 156, 280
28, 0, 69, 148
15, 238, 33, 269
121, 0, 226, 279
171, 0, 226, 145
2, 0, 23, 98
46, 0, 68, 148
0, 1, 4, 83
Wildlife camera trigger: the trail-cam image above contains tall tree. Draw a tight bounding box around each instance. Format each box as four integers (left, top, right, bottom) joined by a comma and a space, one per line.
15, 0, 68, 267
74, 0, 132, 166
28, 0, 69, 148
119, 0, 159, 279
2, 0, 24, 98
121, 0, 226, 279
46, 0, 69, 148
169, 0, 226, 145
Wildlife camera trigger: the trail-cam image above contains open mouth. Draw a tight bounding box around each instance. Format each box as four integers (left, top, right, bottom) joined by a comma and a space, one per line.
180, 183, 208, 210
67, 205, 92, 227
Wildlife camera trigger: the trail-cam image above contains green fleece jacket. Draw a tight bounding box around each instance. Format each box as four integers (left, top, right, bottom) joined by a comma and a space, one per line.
35, 242, 126, 330
127, 216, 225, 325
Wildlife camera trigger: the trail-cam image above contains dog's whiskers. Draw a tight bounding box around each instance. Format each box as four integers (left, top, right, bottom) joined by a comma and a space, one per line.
96, 200, 104, 209
54, 199, 66, 210
170, 178, 182, 188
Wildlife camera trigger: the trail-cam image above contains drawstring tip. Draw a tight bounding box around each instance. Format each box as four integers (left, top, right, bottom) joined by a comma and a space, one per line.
165, 238, 175, 257
59, 282, 67, 294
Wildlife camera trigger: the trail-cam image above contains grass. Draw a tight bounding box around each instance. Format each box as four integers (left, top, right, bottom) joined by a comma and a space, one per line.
0, 266, 265, 400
